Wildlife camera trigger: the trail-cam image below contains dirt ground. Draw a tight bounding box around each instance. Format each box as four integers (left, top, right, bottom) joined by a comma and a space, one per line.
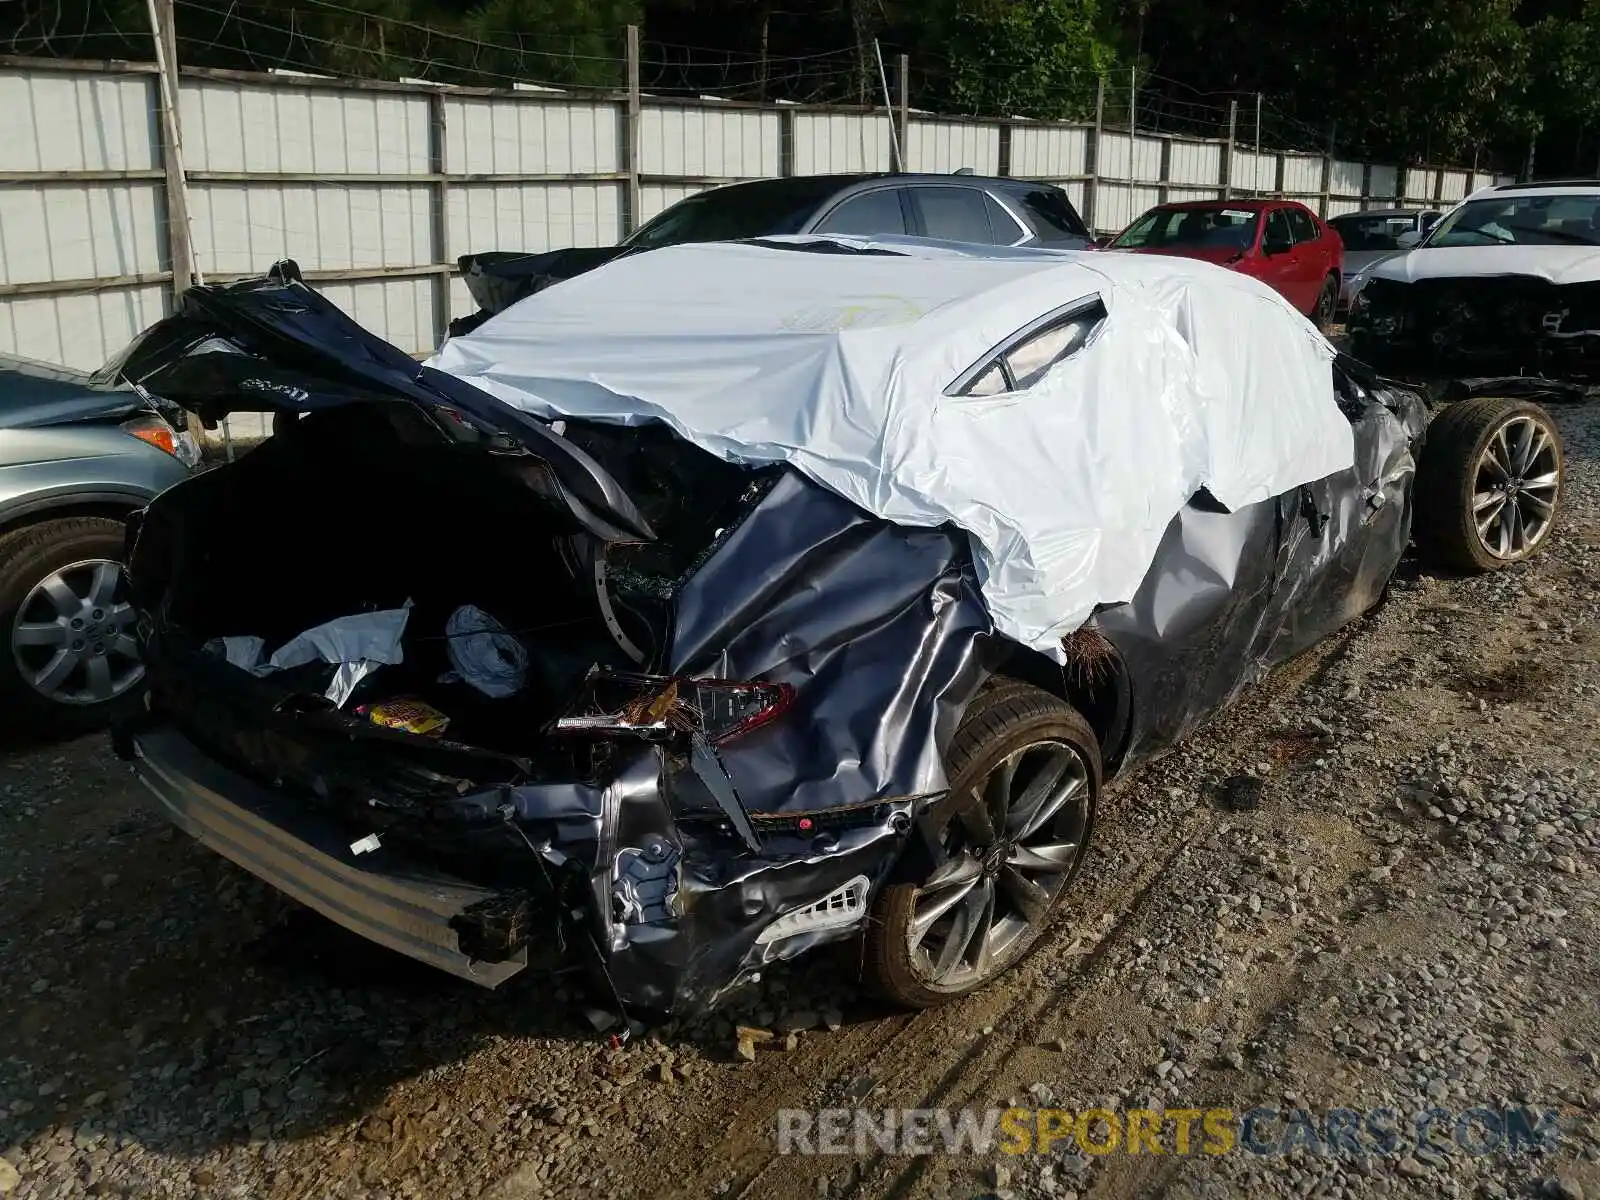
1, 402, 1598, 1200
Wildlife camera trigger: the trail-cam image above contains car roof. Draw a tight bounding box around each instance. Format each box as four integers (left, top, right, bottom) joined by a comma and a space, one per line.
1492, 178, 1600, 192
693, 172, 1066, 202
1330, 207, 1431, 220
1146, 199, 1301, 213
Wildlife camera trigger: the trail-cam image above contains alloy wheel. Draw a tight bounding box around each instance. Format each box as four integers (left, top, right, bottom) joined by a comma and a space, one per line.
1472, 414, 1560, 560
10, 559, 143, 706
908, 739, 1091, 990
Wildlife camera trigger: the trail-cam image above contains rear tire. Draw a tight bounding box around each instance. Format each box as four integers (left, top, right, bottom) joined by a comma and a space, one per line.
0, 516, 143, 729
1413, 397, 1563, 573
863, 681, 1099, 1008
1313, 274, 1339, 331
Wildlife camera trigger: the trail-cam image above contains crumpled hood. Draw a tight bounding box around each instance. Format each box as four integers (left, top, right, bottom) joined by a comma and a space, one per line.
1366, 245, 1600, 286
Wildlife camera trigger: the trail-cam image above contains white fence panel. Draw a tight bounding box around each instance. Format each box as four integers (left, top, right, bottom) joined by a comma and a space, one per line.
793, 112, 891, 174
189, 183, 432, 274
1368, 165, 1399, 198
1281, 154, 1322, 194
1167, 139, 1221, 186
1009, 125, 1087, 179
906, 120, 999, 174
641, 104, 779, 178
446, 182, 621, 256
1439, 170, 1470, 202
0, 286, 168, 371
0, 70, 157, 171
1326, 198, 1365, 217
1095, 183, 1161, 231
1098, 132, 1161, 182
1229, 150, 1275, 192
1329, 159, 1365, 197
0, 182, 163, 285
181, 80, 430, 175
1166, 187, 1220, 204
444, 96, 618, 175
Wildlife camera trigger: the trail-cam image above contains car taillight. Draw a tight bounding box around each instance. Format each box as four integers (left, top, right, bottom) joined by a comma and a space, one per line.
554, 671, 794, 744
121, 414, 178, 456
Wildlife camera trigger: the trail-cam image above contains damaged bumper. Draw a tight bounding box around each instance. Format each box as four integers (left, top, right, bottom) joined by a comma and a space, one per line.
123, 723, 530, 987
117, 707, 921, 1014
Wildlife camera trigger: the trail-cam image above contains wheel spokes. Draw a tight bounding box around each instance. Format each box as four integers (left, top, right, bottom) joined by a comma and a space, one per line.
83, 655, 114, 701
1007, 749, 1084, 841
88, 561, 121, 609
931, 878, 994, 980
954, 786, 998, 846
31, 649, 76, 693
909, 852, 982, 943
998, 865, 1051, 924
1007, 839, 1080, 873
36, 574, 82, 619
13, 621, 69, 648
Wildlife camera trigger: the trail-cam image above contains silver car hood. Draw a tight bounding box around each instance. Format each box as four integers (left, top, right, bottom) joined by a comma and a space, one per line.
1365, 245, 1600, 286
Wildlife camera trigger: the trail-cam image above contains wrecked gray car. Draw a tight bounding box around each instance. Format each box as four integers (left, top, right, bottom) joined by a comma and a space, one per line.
105, 242, 1564, 1017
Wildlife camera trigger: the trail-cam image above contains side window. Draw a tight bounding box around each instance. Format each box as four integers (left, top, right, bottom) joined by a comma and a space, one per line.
915, 186, 996, 244
947, 300, 1108, 396
1286, 207, 1319, 243
983, 193, 1030, 244
1006, 186, 1091, 242
1265, 208, 1295, 248
813, 189, 908, 236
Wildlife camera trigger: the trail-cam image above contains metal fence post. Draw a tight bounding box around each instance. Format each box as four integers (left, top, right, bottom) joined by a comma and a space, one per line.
1157, 136, 1171, 204
1318, 121, 1335, 217
897, 54, 910, 173
1086, 75, 1104, 233
428, 89, 449, 344
624, 24, 642, 234
1222, 99, 1237, 200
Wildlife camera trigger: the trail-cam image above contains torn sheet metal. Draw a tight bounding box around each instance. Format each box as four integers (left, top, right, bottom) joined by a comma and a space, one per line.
1094, 363, 1428, 767
430, 237, 1353, 659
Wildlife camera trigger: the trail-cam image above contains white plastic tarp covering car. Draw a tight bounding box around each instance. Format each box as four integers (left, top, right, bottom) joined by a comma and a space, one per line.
428, 237, 1353, 660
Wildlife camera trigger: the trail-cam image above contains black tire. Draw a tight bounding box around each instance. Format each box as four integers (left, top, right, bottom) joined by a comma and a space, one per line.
1313, 274, 1339, 331
1413, 397, 1564, 573
0, 515, 143, 729
863, 680, 1100, 1008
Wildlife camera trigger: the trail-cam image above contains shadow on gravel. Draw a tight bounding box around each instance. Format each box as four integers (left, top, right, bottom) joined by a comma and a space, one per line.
0, 829, 862, 1173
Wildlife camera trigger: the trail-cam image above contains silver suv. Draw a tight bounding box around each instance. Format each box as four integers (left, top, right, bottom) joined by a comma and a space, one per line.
0, 355, 195, 726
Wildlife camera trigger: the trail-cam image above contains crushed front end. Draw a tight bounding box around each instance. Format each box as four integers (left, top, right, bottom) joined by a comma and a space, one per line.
105, 276, 992, 1014
1349, 274, 1600, 384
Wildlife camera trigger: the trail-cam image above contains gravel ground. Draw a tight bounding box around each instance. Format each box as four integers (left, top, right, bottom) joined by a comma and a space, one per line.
1, 402, 1598, 1200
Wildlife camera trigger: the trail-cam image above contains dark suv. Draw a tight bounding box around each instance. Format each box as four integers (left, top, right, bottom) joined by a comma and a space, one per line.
452, 172, 1094, 333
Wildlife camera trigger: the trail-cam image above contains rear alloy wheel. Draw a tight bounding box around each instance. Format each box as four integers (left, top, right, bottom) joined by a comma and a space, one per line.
1414, 397, 1564, 573
0, 516, 143, 727
1313, 274, 1339, 331
864, 682, 1099, 1007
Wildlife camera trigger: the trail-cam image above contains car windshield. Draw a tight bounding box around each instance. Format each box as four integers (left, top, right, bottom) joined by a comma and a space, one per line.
624, 182, 837, 250
1112, 207, 1259, 251
1330, 214, 1413, 252
1424, 193, 1600, 248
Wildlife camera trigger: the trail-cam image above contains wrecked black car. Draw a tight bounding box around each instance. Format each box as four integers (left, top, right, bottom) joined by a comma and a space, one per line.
1348, 181, 1600, 388
106, 239, 1564, 1016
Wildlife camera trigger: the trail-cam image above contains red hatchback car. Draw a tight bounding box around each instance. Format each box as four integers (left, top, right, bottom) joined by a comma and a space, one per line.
1109, 200, 1344, 328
